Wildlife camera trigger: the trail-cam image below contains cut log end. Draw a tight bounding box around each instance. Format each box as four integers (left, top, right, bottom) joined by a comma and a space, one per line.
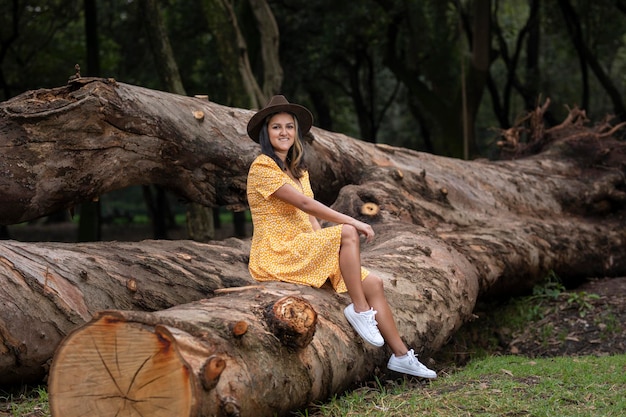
49, 313, 197, 417
230, 320, 248, 337
193, 110, 205, 121
200, 355, 226, 391
360, 202, 380, 217
264, 296, 317, 349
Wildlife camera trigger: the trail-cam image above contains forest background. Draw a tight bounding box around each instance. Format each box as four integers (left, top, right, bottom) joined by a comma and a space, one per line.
1, 0, 625, 242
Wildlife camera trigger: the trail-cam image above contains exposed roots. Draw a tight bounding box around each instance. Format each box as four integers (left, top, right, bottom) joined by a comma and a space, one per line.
496, 98, 626, 160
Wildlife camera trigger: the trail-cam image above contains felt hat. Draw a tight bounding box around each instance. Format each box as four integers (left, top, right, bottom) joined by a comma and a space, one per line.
246, 95, 313, 142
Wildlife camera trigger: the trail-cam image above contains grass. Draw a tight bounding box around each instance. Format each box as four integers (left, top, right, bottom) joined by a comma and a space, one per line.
0, 385, 49, 417
300, 354, 626, 416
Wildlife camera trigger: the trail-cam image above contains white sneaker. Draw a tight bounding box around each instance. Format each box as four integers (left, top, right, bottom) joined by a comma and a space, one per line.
387, 349, 437, 379
343, 304, 384, 347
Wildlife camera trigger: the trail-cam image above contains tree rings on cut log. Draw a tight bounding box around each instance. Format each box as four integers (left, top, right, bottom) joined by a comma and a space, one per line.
361, 202, 380, 217
49, 312, 197, 417
264, 296, 317, 349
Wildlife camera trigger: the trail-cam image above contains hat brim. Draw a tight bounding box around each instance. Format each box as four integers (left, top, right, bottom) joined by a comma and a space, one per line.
247, 103, 313, 142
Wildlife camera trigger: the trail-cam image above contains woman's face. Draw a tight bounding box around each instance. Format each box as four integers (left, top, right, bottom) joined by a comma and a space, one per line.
267, 112, 296, 155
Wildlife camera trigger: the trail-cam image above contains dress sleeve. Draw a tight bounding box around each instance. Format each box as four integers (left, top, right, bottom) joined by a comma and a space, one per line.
249, 155, 289, 199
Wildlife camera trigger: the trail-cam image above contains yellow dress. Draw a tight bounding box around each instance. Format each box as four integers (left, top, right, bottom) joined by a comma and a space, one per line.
247, 154, 368, 293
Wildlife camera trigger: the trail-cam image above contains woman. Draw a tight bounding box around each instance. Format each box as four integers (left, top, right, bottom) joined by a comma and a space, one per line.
246, 95, 436, 379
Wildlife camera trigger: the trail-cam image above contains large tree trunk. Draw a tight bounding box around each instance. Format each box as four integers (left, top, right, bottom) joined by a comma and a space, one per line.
0, 238, 252, 386
0, 80, 625, 413
47, 222, 480, 417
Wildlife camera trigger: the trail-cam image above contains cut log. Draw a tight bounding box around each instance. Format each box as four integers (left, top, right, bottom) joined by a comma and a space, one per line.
0, 238, 253, 386
49, 284, 398, 417
0, 80, 625, 411
49, 312, 197, 417
264, 295, 317, 349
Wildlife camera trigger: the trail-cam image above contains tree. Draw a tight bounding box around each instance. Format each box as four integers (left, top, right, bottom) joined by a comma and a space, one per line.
0, 1, 82, 100
557, 0, 626, 121
77, 0, 102, 242
1, 81, 625, 403
139, 0, 214, 241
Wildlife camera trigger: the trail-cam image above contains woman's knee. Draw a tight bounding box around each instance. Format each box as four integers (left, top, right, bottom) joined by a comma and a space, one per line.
341, 224, 359, 244
363, 273, 384, 294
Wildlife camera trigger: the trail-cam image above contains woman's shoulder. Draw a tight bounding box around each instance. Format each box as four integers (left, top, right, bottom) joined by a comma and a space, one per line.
251, 153, 275, 167
249, 154, 281, 176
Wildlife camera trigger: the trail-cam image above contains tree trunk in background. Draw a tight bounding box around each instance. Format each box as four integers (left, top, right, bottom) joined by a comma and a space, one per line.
203, 0, 264, 109
0, 81, 624, 414
465, 0, 491, 158
139, 0, 185, 95
142, 185, 169, 239
248, 0, 283, 98
203, 0, 284, 237
77, 201, 101, 242
140, 0, 215, 242
524, 0, 541, 112
186, 202, 215, 241
558, 0, 626, 120
78, 0, 102, 241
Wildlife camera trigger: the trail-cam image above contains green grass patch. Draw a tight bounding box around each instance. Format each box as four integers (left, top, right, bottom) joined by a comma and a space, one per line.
0, 385, 49, 416
301, 354, 626, 416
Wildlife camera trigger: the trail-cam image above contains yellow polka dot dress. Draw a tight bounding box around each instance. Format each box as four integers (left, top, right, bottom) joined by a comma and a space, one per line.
247, 154, 368, 293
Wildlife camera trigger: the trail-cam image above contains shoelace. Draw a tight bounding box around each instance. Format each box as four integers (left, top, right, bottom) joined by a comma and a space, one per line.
364, 309, 381, 333
406, 349, 418, 365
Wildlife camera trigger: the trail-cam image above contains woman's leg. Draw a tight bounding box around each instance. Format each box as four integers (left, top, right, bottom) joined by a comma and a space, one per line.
339, 224, 370, 312
339, 225, 407, 354
338, 228, 436, 377
361, 274, 408, 356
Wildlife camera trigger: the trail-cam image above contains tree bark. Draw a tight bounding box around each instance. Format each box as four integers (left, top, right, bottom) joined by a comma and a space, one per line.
0, 238, 252, 386
203, 0, 265, 109
0, 80, 625, 413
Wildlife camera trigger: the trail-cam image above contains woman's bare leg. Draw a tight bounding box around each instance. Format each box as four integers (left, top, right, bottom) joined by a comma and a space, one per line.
338, 225, 409, 355
362, 274, 408, 356
339, 224, 370, 312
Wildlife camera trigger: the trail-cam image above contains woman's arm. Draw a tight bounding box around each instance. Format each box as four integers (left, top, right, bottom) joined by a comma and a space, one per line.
273, 183, 374, 242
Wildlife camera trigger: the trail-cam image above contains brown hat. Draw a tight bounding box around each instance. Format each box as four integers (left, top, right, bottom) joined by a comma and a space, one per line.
246, 95, 313, 142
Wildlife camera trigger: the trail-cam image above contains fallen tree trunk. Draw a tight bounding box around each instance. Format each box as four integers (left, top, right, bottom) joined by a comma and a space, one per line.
0, 238, 252, 385
0, 80, 625, 413
49, 259, 479, 417
49, 286, 366, 417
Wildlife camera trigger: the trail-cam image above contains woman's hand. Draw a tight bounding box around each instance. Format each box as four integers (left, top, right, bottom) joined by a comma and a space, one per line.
351, 220, 375, 243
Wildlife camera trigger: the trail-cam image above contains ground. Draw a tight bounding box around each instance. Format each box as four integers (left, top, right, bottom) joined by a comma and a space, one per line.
507, 277, 626, 357
435, 276, 626, 370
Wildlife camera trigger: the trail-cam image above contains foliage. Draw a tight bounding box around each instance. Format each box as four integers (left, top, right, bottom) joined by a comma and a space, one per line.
3, 0, 626, 233
3, 0, 626, 153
